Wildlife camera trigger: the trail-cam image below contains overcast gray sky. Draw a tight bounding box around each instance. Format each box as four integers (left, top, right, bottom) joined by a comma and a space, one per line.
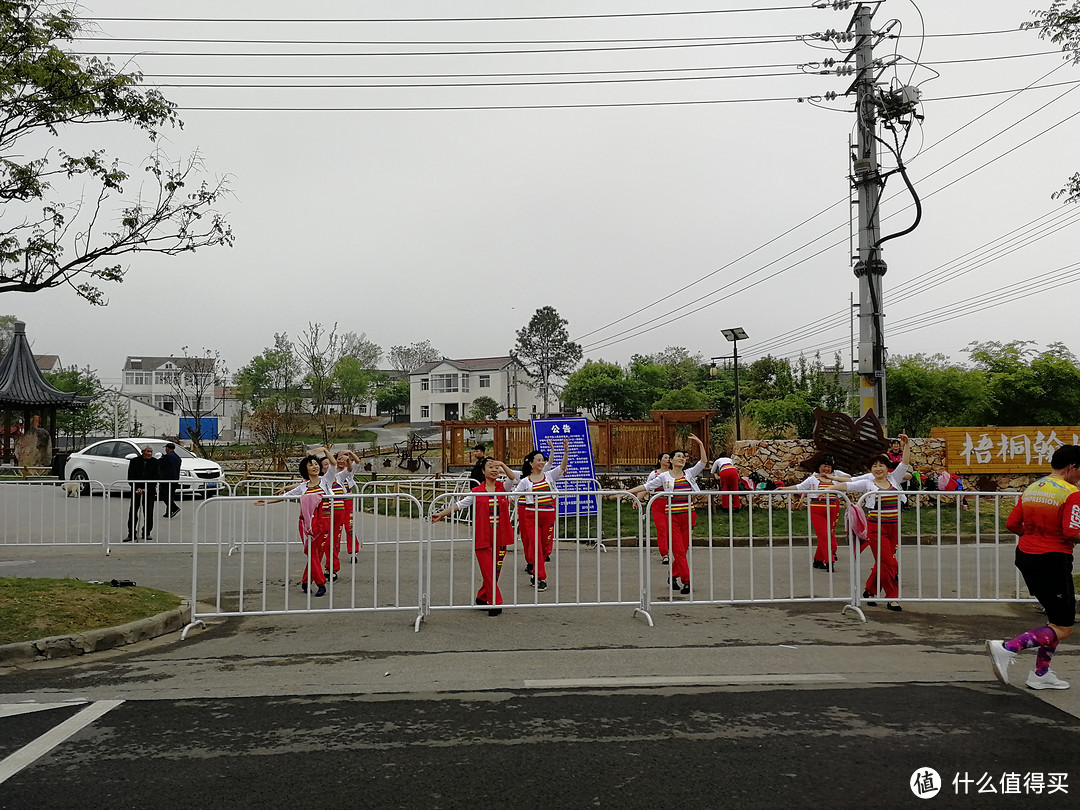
9, 1, 1080, 386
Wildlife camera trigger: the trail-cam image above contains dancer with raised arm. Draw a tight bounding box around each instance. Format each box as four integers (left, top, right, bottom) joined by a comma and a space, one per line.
431, 458, 519, 615
644, 434, 708, 595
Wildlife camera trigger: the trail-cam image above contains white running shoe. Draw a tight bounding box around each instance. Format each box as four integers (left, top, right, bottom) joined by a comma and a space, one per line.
1026, 670, 1070, 690
985, 640, 1015, 685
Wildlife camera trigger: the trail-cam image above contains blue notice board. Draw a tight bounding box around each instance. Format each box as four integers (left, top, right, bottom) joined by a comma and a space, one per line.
530, 417, 597, 516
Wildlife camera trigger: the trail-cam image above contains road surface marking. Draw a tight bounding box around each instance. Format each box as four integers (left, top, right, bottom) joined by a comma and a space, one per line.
524, 674, 846, 688
0, 700, 123, 785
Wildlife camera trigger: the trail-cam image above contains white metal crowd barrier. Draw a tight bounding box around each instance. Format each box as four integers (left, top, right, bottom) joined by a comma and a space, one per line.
852, 489, 1030, 610
0, 478, 232, 551
0, 479, 111, 547
424, 489, 651, 625
183, 491, 427, 637
642, 490, 860, 614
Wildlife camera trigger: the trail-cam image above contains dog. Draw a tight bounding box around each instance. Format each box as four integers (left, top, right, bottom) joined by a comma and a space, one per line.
62, 481, 82, 497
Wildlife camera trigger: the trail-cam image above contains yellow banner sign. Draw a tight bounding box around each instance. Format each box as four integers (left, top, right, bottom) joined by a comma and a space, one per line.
930, 427, 1080, 473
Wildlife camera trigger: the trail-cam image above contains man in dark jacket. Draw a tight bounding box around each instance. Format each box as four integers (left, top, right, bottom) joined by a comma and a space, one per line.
160, 442, 182, 518
125, 445, 159, 541
467, 444, 487, 485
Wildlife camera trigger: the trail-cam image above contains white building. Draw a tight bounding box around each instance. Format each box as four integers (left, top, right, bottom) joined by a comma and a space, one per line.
120, 356, 240, 440
409, 356, 543, 426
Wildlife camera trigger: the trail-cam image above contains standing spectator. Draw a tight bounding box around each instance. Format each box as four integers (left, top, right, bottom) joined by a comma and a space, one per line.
986, 445, 1080, 690
124, 445, 159, 542
159, 442, 182, 518
467, 443, 487, 484
710, 454, 742, 510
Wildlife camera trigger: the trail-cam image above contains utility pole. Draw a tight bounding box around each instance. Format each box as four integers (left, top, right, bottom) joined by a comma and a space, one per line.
849, 3, 888, 429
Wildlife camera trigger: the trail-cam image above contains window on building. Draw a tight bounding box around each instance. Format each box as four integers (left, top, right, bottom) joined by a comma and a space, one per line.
479, 375, 491, 388
154, 395, 176, 413
430, 374, 459, 393
125, 371, 151, 385
420, 405, 430, 418
421, 378, 429, 391
461, 374, 470, 392
155, 370, 180, 385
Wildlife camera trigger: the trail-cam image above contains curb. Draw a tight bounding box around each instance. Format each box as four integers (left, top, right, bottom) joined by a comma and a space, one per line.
0, 601, 191, 665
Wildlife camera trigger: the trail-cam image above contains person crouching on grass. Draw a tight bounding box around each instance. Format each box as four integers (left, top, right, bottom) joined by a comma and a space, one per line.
986, 444, 1080, 690
431, 457, 518, 616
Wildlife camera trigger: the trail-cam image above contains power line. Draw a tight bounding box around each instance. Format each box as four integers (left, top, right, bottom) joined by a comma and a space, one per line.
132, 50, 1063, 82
82, 8, 816, 24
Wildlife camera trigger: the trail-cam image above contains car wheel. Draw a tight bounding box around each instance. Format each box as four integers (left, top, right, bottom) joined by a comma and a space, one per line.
70, 469, 90, 496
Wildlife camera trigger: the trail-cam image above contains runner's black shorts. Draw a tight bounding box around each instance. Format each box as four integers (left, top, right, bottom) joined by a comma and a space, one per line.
1015, 549, 1075, 628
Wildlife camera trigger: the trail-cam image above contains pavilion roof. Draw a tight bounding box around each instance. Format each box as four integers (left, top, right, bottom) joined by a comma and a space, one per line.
0, 322, 91, 408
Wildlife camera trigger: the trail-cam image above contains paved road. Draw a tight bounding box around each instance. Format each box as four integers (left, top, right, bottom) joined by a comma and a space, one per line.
1, 684, 1076, 808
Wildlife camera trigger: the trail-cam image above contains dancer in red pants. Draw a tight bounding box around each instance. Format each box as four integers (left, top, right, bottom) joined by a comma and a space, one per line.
644, 434, 708, 596
508, 436, 569, 591
629, 453, 674, 563
256, 452, 338, 597
323, 449, 362, 576
779, 457, 849, 572
710, 455, 743, 510
832, 434, 910, 612
432, 458, 518, 615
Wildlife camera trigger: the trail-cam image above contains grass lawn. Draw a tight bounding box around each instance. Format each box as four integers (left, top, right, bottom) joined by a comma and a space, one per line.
0, 577, 182, 646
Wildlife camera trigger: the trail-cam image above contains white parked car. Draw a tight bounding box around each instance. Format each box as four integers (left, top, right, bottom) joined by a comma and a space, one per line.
64, 438, 225, 496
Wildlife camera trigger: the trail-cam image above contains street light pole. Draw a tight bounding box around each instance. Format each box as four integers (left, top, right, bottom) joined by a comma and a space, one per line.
720, 327, 748, 442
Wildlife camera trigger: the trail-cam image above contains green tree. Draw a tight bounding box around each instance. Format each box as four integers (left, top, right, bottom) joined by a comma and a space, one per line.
886, 353, 990, 436
1025, 2, 1080, 202
0, 3, 232, 302
333, 355, 373, 416
44, 365, 112, 445
562, 360, 651, 420
235, 333, 300, 411
512, 306, 583, 417
0, 313, 15, 353
966, 340, 1080, 425
376, 379, 411, 417
468, 395, 502, 420
652, 384, 709, 411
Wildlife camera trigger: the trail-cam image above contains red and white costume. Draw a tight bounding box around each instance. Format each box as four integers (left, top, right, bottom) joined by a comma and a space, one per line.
452, 481, 516, 606
513, 466, 565, 583
280, 467, 338, 587
846, 463, 909, 599
794, 470, 849, 564
710, 457, 742, 510
645, 460, 705, 585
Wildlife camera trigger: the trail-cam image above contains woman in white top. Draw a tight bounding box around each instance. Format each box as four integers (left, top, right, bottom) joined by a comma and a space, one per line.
830, 434, 911, 612
255, 447, 339, 596
508, 437, 569, 591
643, 434, 708, 595
628, 453, 675, 564
777, 456, 849, 573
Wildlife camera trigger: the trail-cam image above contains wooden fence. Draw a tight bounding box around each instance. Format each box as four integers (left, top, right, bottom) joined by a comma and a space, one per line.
440, 411, 716, 471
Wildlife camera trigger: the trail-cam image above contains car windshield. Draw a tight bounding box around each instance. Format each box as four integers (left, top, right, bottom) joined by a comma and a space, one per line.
142, 441, 196, 458
117, 440, 197, 458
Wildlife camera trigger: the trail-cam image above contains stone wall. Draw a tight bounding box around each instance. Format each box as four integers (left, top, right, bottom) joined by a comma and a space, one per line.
729, 437, 1041, 492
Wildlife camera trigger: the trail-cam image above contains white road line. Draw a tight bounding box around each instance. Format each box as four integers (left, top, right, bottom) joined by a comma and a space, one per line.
0, 701, 88, 719
523, 674, 847, 688
0, 700, 123, 785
